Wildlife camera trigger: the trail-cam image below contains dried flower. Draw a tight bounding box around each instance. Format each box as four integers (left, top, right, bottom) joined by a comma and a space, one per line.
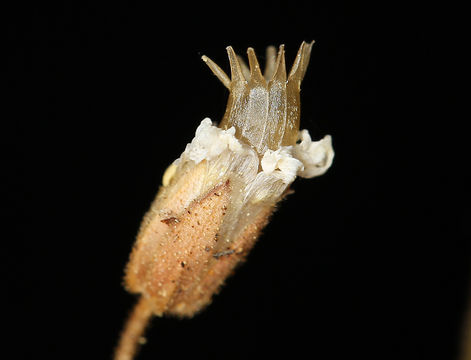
115, 41, 334, 360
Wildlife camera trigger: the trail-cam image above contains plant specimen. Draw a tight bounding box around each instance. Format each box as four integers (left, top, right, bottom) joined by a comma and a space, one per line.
115, 41, 334, 360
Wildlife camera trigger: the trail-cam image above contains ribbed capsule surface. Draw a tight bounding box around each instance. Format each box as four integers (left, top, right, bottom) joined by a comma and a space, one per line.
204, 41, 314, 155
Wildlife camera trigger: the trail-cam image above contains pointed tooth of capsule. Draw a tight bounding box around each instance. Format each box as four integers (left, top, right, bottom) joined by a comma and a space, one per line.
288, 40, 314, 87
287, 41, 305, 82
226, 46, 246, 84
201, 55, 231, 89
300, 40, 314, 80
271, 44, 286, 82
264, 45, 277, 81
237, 55, 251, 82
247, 47, 265, 85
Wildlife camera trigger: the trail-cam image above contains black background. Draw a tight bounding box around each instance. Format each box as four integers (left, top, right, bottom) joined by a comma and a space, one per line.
4, 2, 469, 360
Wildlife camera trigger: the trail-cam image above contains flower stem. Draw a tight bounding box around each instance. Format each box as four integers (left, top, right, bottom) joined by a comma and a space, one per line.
114, 296, 153, 360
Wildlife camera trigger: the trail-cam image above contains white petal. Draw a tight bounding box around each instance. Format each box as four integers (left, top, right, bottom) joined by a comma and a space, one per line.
293, 130, 335, 178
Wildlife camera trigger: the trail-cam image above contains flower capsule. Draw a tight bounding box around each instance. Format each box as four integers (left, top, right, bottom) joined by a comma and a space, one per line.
115, 42, 334, 360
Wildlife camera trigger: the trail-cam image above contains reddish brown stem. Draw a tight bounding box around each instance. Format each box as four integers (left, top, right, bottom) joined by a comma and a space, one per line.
114, 296, 153, 360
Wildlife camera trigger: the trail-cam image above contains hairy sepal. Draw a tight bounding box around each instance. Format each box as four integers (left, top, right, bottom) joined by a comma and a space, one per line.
125, 118, 333, 317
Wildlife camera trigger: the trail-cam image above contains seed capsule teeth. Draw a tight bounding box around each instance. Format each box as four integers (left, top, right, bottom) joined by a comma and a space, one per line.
271, 44, 286, 83
201, 55, 231, 89
247, 47, 265, 85
204, 42, 313, 90
288, 40, 315, 86
264, 45, 277, 81
301, 40, 315, 79
236, 54, 250, 82
226, 46, 246, 85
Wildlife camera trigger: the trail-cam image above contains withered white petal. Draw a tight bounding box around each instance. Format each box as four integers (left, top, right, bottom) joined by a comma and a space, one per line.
183, 118, 242, 164
294, 130, 335, 178
181, 119, 334, 183
261, 147, 303, 183
180, 119, 334, 190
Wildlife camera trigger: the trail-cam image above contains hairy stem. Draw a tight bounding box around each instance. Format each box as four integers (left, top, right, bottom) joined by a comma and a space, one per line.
114, 297, 153, 360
